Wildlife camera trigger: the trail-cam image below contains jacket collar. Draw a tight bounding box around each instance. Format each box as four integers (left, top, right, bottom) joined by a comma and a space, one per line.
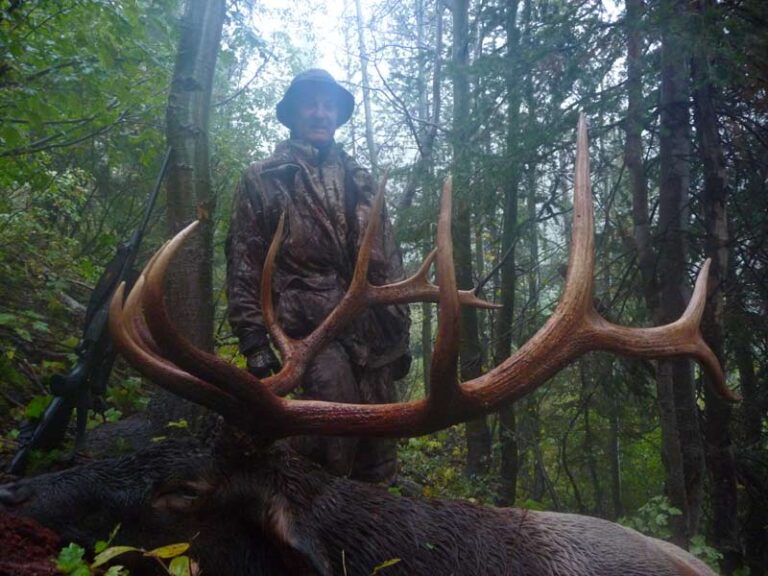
275, 139, 343, 167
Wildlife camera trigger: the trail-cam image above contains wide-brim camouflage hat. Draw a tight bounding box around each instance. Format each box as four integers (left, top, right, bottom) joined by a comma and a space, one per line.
276, 69, 355, 128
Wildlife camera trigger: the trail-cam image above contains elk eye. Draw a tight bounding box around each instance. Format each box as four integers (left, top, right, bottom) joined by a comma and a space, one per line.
152, 480, 211, 512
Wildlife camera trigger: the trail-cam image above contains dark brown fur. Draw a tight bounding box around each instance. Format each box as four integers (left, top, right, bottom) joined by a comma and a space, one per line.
1, 438, 716, 575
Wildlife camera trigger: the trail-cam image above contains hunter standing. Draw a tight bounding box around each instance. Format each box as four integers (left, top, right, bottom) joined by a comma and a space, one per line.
225, 69, 411, 483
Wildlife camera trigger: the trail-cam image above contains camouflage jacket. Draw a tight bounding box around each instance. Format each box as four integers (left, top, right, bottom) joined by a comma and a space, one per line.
225, 139, 410, 370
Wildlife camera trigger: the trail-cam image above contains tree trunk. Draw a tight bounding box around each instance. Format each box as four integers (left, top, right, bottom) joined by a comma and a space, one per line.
496, 0, 522, 508
625, 0, 676, 533
342, 1, 359, 159
625, 0, 657, 308
658, 0, 704, 545
691, 2, 740, 569
354, 0, 378, 176
408, 0, 444, 391
158, 0, 225, 432
518, 41, 546, 502
399, 0, 443, 213
450, 0, 490, 477
730, 286, 767, 575
607, 381, 624, 519
581, 362, 604, 516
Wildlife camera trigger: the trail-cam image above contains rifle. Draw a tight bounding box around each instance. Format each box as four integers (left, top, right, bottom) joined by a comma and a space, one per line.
8, 148, 173, 474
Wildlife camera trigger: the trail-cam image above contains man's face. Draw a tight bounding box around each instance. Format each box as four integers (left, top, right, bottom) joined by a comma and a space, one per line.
291, 86, 339, 147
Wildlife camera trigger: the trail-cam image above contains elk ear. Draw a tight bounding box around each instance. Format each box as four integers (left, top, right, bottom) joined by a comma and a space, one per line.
264, 495, 333, 576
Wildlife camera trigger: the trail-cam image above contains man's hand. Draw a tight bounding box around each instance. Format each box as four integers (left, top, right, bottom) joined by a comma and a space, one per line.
247, 346, 281, 379
391, 351, 412, 381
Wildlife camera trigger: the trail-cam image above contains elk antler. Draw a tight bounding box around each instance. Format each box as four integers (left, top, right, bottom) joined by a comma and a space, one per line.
109, 114, 736, 440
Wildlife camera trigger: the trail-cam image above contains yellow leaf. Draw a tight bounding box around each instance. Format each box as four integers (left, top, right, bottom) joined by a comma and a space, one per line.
145, 543, 190, 559
91, 546, 141, 568
370, 558, 401, 574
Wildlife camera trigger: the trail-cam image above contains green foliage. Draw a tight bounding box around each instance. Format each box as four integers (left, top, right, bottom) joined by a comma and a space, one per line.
618, 498, 726, 570
55, 532, 192, 576
94, 524, 123, 555
518, 498, 547, 511
57, 543, 93, 576
0, 1, 176, 167
24, 394, 52, 420
25, 447, 68, 474
399, 427, 495, 503
619, 495, 682, 540
87, 408, 124, 430
689, 535, 724, 571
106, 377, 150, 414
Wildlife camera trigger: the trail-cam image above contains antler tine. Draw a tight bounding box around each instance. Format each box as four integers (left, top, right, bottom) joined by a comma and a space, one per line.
427, 176, 462, 410
139, 222, 281, 409
565, 115, 735, 400
120, 251, 275, 421
261, 183, 390, 396
586, 259, 737, 400
125, 245, 167, 357
258, 212, 313, 395
562, 113, 595, 312
260, 212, 291, 360
462, 112, 735, 405
369, 247, 499, 310
350, 170, 390, 292
109, 280, 242, 421
365, 173, 497, 310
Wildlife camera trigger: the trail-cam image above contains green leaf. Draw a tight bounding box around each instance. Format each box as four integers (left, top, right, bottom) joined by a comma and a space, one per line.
71, 566, 92, 576
25, 395, 52, 420
106, 523, 122, 546
145, 543, 190, 559
93, 522, 121, 554
104, 566, 129, 576
104, 407, 123, 422
0, 125, 22, 148
166, 418, 188, 429
14, 327, 32, 341
0, 312, 17, 326
168, 555, 192, 576
63, 335, 80, 348
520, 498, 547, 511
92, 545, 141, 568
56, 543, 87, 573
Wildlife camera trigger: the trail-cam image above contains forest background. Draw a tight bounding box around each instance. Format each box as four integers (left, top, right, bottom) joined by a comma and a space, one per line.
0, 0, 766, 574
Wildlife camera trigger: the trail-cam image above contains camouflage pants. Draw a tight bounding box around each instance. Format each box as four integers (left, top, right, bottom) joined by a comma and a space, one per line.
291, 342, 398, 483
